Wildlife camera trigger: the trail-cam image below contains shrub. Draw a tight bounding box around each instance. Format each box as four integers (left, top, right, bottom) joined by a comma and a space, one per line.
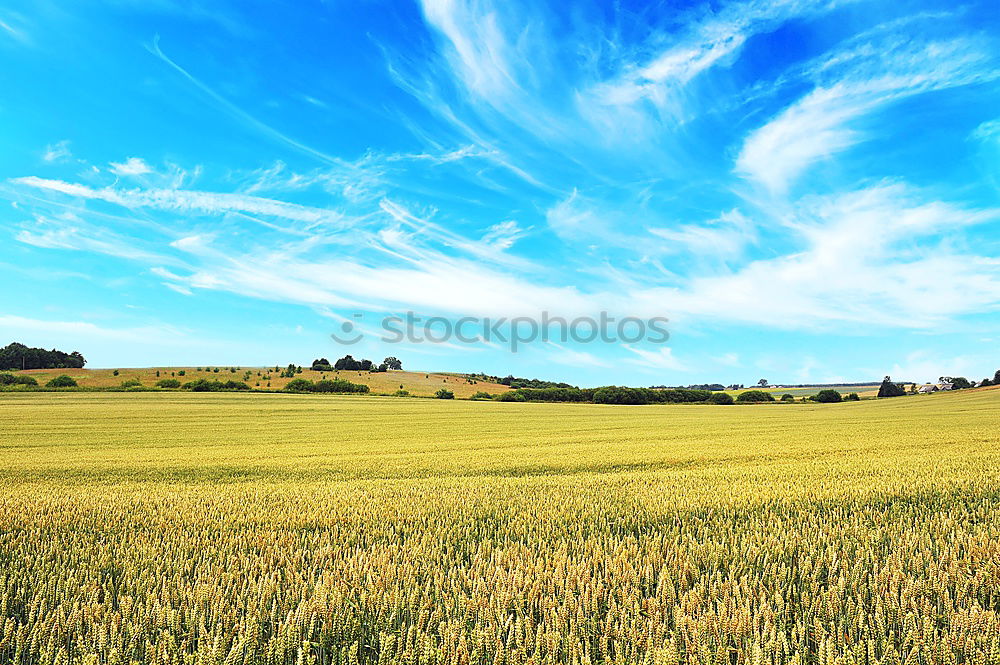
736, 390, 775, 403
178, 370, 186, 376
496, 391, 526, 402
815, 389, 843, 403
393, 389, 410, 397
312, 379, 369, 394
120, 379, 142, 389
846, 392, 860, 401
470, 391, 493, 400
781, 394, 795, 402
112, 369, 119, 376
435, 388, 455, 399
284, 378, 314, 392
183, 379, 214, 391
0, 373, 38, 386
182, 379, 250, 392
284, 378, 369, 394
46, 375, 78, 388
708, 392, 734, 405
156, 379, 181, 389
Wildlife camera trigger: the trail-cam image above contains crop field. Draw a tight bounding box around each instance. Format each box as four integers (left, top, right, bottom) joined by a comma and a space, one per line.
1, 389, 999, 665
13, 367, 512, 398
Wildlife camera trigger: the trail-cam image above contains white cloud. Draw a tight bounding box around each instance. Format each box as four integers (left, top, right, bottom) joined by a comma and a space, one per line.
42, 140, 71, 163
736, 85, 865, 193
419, 0, 520, 101
631, 184, 1000, 328
737, 37, 997, 192
972, 118, 1000, 143
170, 234, 214, 253
163, 282, 193, 296
542, 343, 611, 368
13, 177, 348, 229
623, 345, 685, 371
15, 216, 173, 264
650, 209, 756, 259
0, 13, 31, 45
109, 157, 153, 176
714, 352, 741, 367
480, 220, 527, 250
10, 173, 1000, 337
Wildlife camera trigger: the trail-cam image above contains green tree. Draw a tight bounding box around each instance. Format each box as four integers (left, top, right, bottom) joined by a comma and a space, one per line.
383, 357, 403, 370
311, 358, 333, 371
435, 388, 455, 399
877, 376, 906, 398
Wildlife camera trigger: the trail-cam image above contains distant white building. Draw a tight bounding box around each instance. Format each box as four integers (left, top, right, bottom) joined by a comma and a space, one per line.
918, 384, 937, 393
937, 382, 954, 391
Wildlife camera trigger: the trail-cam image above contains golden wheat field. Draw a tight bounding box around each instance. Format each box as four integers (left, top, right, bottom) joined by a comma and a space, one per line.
1, 388, 999, 665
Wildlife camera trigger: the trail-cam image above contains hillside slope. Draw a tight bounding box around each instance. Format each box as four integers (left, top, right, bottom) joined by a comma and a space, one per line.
13, 366, 512, 398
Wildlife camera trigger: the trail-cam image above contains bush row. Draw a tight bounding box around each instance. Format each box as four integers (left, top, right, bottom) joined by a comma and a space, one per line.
284, 378, 369, 394
485, 387, 856, 405
181, 379, 251, 392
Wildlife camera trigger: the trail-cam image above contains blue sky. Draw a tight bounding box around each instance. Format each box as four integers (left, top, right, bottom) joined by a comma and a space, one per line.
1, 0, 999, 386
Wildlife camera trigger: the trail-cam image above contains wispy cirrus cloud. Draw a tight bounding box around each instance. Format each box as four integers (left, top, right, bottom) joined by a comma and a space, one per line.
737, 34, 999, 192
42, 140, 71, 163
632, 184, 1000, 328
650, 210, 756, 260
13, 176, 351, 230
0, 10, 31, 46
109, 157, 153, 176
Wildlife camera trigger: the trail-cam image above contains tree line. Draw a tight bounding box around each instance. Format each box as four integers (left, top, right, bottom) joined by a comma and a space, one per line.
0, 342, 85, 370
311, 356, 403, 372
